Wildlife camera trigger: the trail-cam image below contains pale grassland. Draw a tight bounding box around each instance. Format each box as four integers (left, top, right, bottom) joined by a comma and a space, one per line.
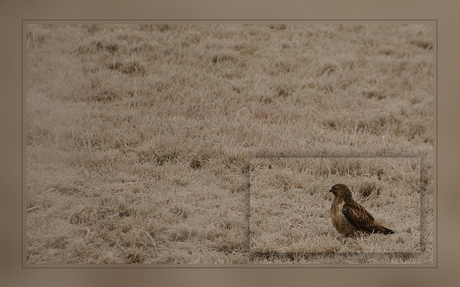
26, 23, 434, 264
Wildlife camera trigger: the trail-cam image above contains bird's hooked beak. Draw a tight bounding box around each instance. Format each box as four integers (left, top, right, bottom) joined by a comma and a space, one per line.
329, 185, 337, 195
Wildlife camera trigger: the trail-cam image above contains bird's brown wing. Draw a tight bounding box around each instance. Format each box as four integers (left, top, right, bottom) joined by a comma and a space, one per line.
342, 201, 380, 234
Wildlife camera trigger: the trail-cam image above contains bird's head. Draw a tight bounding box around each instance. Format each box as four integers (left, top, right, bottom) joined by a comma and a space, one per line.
329, 184, 353, 200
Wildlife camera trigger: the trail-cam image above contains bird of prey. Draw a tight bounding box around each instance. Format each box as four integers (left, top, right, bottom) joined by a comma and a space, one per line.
329, 184, 394, 237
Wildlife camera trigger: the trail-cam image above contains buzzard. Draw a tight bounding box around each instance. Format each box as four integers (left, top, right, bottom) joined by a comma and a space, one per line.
329, 184, 394, 237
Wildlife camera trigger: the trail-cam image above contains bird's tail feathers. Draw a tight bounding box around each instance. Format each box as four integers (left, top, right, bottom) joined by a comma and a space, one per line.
370, 225, 394, 235
382, 227, 394, 235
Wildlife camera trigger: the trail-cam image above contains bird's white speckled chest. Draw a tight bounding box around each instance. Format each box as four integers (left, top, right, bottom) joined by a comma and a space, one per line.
331, 199, 355, 236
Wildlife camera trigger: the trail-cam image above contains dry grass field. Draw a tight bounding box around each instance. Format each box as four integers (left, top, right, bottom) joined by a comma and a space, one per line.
26, 23, 434, 264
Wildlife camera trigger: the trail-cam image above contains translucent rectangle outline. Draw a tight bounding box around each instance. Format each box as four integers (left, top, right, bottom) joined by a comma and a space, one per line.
246, 154, 431, 264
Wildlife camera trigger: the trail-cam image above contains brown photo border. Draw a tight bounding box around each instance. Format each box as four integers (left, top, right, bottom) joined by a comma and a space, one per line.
3, 0, 459, 285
